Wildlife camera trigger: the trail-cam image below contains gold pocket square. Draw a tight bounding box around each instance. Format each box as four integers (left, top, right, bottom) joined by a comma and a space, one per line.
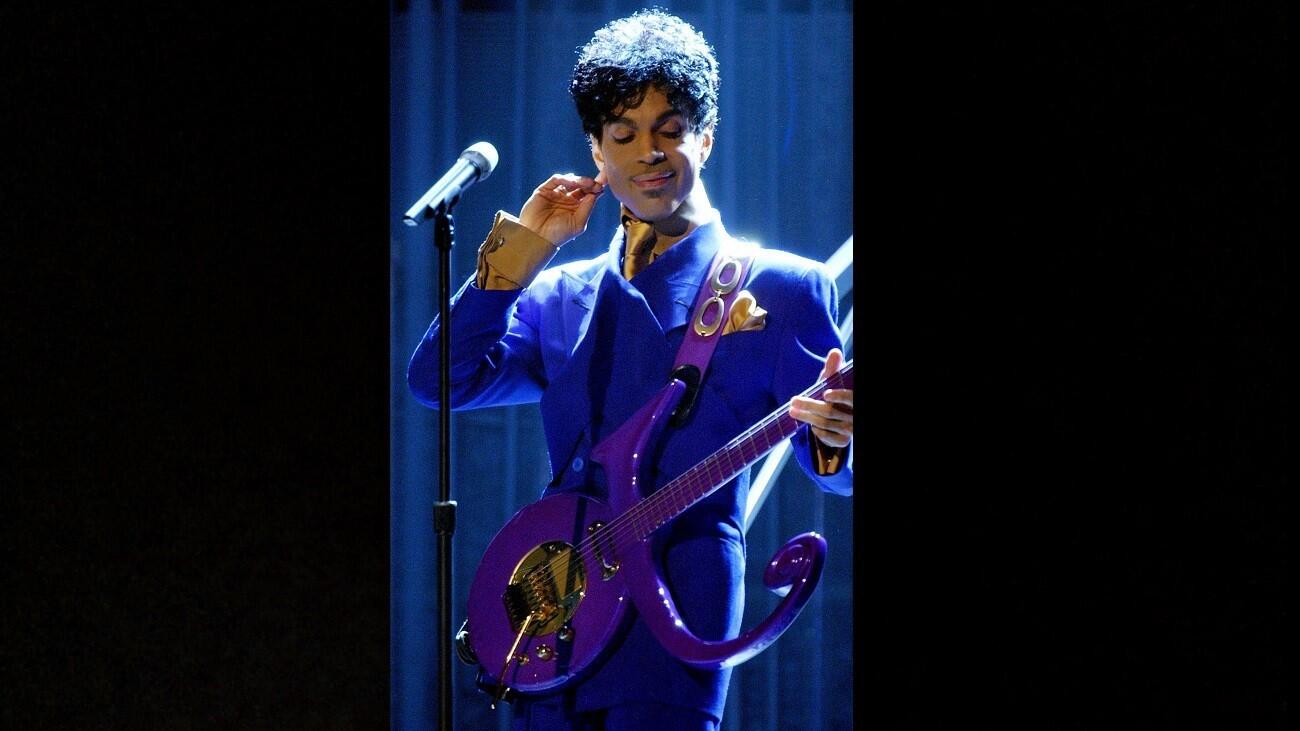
722, 290, 767, 335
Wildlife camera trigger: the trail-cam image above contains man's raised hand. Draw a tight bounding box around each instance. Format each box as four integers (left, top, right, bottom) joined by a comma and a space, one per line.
519, 171, 607, 246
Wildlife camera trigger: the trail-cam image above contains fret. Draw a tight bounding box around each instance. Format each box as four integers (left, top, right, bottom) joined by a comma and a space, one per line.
620, 362, 851, 546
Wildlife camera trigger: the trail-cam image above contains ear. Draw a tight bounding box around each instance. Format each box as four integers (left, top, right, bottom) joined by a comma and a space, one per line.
589, 135, 604, 171
697, 125, 715, 166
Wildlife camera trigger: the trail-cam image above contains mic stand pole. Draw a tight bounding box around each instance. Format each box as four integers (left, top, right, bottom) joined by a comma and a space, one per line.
432, 207, 457, 731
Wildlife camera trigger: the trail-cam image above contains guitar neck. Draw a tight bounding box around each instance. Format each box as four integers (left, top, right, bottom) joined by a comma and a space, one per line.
625, 361, 853, 541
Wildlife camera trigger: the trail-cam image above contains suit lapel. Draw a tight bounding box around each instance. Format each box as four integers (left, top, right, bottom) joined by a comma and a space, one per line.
625, 218, 725, 337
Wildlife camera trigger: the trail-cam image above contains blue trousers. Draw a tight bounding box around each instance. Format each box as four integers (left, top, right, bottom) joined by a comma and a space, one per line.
511, 698, 719, 731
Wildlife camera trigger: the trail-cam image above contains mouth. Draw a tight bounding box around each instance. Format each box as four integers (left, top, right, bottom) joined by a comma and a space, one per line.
632, 170, 675, 189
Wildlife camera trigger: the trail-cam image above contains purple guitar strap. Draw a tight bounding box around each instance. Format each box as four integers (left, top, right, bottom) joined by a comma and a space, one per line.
581, 238, 828, 673
667, 241, 755, 426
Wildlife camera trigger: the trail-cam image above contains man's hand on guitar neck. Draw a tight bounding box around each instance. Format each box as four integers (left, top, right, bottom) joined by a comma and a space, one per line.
789, 348, 853, 449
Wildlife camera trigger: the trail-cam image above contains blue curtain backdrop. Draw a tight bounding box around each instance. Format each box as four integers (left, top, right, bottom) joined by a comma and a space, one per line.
391, 2, 853, 729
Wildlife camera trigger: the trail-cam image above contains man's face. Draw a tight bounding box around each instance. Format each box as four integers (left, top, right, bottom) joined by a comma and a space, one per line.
590, 86, 713, 223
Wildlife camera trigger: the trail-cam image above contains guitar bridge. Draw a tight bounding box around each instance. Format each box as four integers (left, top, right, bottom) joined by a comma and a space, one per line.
503, 583, 555, 630
502, 541, 587, 635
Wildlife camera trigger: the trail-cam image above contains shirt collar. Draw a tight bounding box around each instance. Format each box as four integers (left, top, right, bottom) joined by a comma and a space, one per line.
608, 207, 724, 283
603, 210, 729, 334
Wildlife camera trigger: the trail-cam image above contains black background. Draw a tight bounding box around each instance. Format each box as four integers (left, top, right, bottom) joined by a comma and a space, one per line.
863, 3, 1285, 728
4, 2, 1285, 728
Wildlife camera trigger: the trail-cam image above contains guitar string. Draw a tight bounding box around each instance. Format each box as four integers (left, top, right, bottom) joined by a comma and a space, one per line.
571, 364, 849, 566
517, 364, 852, 598
587, 362, 852, 551
522, 408, 789, 602
568, 372, 837, 560
524, 364, 851, 592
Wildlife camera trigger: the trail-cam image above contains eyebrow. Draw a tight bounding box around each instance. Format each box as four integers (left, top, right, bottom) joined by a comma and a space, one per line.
606, 109, 686, 129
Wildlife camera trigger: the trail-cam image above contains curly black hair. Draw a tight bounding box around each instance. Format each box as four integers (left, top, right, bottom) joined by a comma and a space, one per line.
570, 9, 720, 141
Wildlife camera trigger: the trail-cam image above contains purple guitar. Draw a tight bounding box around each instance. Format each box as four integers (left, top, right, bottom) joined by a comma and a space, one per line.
463, 360, 853, 704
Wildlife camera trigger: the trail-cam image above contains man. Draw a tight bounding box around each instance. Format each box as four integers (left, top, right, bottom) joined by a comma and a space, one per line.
408, 10, 852, 730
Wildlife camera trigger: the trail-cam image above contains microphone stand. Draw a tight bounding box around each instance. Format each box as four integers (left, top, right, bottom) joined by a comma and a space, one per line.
431, 207, 457, 731
405, 142, 496, 731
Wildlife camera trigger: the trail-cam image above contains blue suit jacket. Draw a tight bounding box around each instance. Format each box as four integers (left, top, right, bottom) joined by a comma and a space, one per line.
408, 217, 851, 718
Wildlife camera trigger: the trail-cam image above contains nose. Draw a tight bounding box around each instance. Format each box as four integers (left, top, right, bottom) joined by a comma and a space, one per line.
637, 139, 666, 165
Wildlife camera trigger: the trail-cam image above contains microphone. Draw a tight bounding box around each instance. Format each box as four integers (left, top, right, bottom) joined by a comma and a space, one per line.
403, 141, 499, 225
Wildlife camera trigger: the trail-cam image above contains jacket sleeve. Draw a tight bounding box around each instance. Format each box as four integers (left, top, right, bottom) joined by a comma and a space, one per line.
407, 274, 552, 411
770, 263, 854, 496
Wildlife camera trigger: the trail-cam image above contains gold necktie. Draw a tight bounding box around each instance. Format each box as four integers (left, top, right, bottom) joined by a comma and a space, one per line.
622, 215, 657, 280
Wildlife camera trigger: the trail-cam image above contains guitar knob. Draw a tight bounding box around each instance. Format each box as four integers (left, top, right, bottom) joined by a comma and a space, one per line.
534, 644, 554, 661
557, 624, 574, 642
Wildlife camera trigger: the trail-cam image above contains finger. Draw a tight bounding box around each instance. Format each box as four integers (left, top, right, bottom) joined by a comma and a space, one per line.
571, 175, 604, 193
552, 173, 604, 194
535, 179, 591, 204
811, 427, 851, 449
536, 174, 574, 191
800, 413, 852, 434
790, 397, 853, 425
797, 409, 853, 436
820, 389, 854, 407
536, 174, 587, 197
534, 187, 582, 207
818, 347, 843, 381
790, 410, 852, 436
574, 182, 604, 216
563, 184, 599, 203
533, 178, 570, 198
794, 409, 852, 435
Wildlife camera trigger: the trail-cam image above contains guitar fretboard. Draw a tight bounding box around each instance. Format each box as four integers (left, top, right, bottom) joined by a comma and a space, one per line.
618, 361, 854, 546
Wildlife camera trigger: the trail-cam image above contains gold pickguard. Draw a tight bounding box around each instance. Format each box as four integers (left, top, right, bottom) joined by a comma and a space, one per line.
504, 541, 587, 636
